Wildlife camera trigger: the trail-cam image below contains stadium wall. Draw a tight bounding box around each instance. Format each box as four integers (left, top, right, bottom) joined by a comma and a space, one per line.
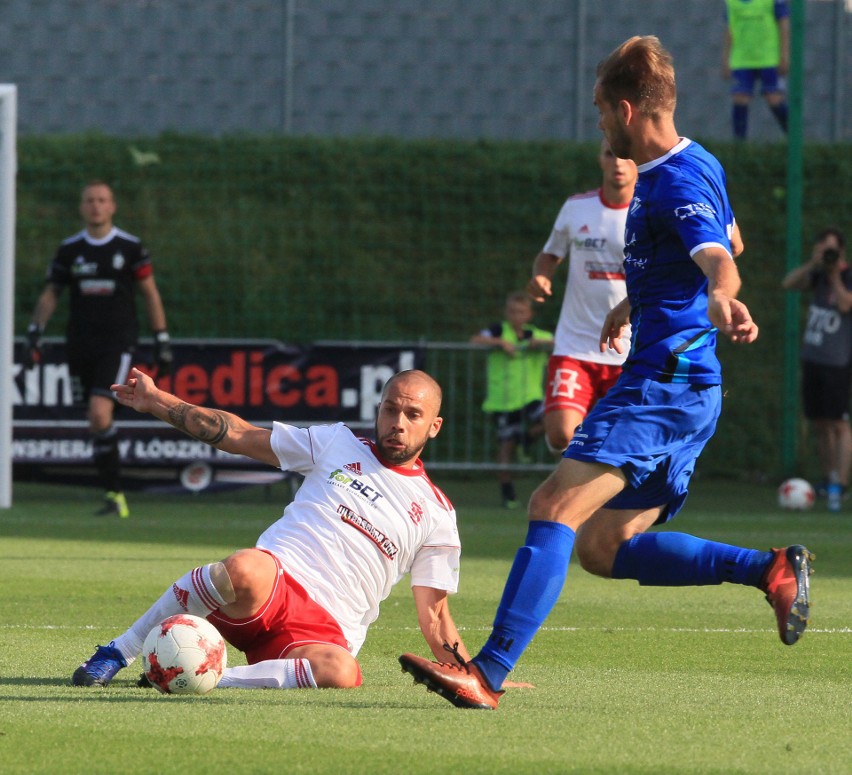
14, 135, 850, 481
0, 0, 850, 142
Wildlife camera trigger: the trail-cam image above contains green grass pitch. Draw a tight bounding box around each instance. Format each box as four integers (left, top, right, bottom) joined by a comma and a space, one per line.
1, 476, 849, 774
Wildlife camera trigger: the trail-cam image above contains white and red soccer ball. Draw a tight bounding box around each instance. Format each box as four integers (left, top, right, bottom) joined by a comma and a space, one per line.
142, 614, 227, 695
777, 478, 815, 511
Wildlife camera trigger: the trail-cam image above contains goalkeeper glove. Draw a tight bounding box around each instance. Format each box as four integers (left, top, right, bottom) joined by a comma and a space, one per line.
24, 323, 43, 369
153, 330, 174, 376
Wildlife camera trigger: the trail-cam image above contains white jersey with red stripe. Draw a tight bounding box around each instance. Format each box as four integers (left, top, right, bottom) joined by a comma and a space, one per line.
256, 422, 460, 656
541, 188, 630, 365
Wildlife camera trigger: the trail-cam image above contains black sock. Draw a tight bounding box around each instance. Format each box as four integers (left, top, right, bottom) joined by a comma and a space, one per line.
92, 427, 121, 493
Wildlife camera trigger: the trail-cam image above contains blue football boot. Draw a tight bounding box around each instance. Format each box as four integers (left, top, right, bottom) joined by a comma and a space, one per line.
72, 644, 127, 686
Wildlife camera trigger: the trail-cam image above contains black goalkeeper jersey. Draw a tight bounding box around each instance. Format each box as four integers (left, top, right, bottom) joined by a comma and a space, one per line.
46, 227, 153, 355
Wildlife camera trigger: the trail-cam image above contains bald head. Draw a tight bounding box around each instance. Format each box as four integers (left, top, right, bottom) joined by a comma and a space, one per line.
375, 370, 443, 468
381, 370, 443, 413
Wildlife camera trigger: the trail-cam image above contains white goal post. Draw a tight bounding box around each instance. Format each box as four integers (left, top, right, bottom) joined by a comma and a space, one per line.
0, 85, 17, 508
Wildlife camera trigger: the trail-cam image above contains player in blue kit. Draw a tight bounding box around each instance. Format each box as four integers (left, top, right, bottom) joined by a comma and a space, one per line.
399, 36, 813, 710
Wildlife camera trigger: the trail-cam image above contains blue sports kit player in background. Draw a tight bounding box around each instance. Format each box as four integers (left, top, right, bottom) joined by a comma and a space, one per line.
399, 35, 814, 710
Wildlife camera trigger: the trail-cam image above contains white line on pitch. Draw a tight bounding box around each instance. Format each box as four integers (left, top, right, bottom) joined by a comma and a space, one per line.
4, 624, 850, 635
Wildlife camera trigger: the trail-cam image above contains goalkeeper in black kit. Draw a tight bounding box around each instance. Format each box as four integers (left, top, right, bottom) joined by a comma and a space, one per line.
24, 181, 173, 518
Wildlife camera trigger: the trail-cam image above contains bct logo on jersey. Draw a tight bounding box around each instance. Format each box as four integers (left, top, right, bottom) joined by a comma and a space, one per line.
328, 469, 384, 504
674, 202, 716, 220
573, 236, 608, 250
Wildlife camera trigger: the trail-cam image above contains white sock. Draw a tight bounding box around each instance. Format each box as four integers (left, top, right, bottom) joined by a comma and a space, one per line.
111, 564, 230, 664
217, 659, 317, 689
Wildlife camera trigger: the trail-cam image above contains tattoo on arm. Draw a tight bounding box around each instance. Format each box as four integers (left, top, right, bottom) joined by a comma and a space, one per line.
167, 403, 229, 445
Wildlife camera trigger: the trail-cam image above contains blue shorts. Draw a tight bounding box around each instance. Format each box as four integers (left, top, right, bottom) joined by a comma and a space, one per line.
564, 374, 721, 522
730, 68, 783, 96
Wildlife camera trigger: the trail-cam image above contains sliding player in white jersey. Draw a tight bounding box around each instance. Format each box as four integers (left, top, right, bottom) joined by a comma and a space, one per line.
72, 368, 469, 690
528, 139, 637, 452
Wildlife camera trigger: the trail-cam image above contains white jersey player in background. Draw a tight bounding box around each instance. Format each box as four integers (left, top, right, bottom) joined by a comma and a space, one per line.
528, 139, 637, 452
72, 368, 472, 691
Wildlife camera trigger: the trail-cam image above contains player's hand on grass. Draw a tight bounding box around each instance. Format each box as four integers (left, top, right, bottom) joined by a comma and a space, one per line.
502, 679, 535, 689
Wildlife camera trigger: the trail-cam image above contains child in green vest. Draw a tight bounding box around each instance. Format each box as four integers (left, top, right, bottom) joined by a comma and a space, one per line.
471, 291, 553, 508
722, 0, 790, 139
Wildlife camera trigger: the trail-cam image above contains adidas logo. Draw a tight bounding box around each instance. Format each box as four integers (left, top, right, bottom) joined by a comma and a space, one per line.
579, 224, 590, 234
344, 461, 362, 475
172, 584, 190, 611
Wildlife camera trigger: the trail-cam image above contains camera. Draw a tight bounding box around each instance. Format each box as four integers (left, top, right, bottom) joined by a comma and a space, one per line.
822, 248, 840, 266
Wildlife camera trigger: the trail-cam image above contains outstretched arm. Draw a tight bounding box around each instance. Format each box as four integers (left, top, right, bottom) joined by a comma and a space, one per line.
112, 367, 278, 466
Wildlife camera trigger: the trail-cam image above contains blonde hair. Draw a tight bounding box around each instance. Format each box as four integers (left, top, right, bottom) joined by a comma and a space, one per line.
596, 36, 676, 119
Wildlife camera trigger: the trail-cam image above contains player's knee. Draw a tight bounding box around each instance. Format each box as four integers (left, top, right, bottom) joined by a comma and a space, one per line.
546, 429, 571, 453
222, 549, 275, 604
575, 527, 622, 578
308, 649, 362, 688
528, 479, 559, 519
88, 413, 114, 435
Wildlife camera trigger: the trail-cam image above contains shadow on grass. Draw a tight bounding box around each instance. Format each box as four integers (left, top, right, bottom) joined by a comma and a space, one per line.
0, 677, 77, 688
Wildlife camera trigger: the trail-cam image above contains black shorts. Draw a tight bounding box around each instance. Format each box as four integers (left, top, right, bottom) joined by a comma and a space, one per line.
67, 347, 134, 405
801, 360, 852, 421
491, 400, 545, 443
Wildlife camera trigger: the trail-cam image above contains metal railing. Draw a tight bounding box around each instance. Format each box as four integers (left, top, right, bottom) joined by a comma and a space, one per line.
422, 341, 554, 472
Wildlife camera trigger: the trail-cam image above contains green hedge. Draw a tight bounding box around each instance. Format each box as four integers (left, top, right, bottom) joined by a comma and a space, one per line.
13, 134, 852, 479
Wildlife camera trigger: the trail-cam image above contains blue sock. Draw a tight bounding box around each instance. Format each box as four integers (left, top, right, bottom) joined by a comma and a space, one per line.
770, 102, 788, 132
473, 520, 575, 691
733, 104, 748, 139
611, 532, 773, 587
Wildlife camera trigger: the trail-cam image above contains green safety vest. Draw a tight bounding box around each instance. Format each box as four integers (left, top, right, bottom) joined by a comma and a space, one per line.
482, 321, 552, 412
726, 0, 782, 69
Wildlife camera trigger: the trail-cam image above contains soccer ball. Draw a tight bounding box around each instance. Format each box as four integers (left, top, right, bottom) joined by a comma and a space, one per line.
777, 478, 815, 511
142, 614, 227, 695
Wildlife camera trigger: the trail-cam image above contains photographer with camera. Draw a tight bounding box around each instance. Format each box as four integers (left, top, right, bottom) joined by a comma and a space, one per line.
782, 227, 852, 511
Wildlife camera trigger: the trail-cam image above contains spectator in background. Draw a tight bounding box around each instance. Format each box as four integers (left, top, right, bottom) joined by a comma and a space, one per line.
470, 292, 553, 509
24, 181, 173, 518
528, 138, 636, 454
722, 0, 790, 140
781, 227, 852, 512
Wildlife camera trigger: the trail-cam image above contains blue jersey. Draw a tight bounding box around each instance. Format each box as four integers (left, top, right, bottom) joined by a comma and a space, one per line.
622, 139, 736, 385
